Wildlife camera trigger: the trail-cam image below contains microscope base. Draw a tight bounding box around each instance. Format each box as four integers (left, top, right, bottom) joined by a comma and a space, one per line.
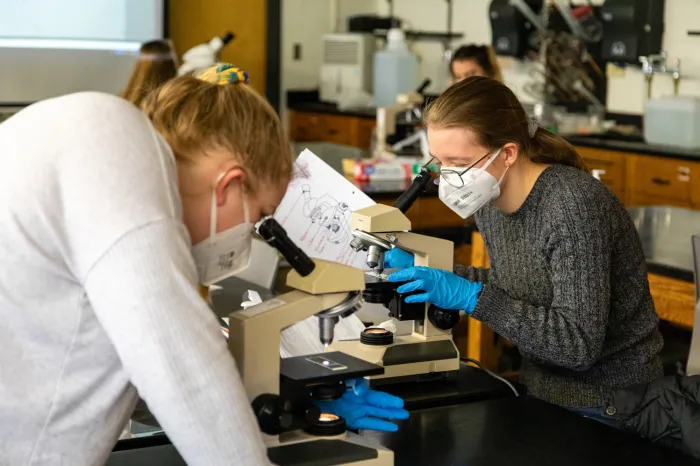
330, 335, 460, 387
269, 431, 393, 466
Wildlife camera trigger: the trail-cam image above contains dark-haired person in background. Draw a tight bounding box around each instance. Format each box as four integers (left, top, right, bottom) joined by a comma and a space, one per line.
385, 77, 663, 426
449, 44, 503, 83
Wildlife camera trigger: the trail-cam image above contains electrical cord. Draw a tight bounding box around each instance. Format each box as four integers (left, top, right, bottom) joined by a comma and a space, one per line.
461, 358, 520, 397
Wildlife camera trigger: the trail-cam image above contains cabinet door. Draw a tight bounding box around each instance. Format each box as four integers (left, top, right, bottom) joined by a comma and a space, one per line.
290, 112, 358, 146
575, 146, 627, 200
626, 155, 700, 209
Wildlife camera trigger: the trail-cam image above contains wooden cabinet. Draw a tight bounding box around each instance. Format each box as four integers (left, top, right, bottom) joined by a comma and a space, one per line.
626, 155, 700, 209
577, 147, 627, 200
290, 112, 374, 150
574, 145, 700, 210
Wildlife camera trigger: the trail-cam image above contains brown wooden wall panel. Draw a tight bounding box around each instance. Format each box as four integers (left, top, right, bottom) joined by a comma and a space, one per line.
168, 0, 267, 95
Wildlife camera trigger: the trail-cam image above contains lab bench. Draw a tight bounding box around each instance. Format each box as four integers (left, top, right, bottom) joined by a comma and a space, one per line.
109, 394, 700, 466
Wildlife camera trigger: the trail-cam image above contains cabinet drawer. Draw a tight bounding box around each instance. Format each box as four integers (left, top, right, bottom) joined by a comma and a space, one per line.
626, 155, 700, 208
291, 112, 355, 145
575, 146, 626, 198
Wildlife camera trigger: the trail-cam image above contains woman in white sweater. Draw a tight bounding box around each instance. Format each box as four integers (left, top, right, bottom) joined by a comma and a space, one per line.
0, 65, 289, 466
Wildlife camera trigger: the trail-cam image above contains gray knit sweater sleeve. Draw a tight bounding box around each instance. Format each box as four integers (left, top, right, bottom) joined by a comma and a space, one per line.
454, 264, 491, 284
470, 174, 613, 371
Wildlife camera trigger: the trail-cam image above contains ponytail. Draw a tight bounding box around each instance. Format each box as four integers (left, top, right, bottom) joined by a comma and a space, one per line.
528, 128, 589, 172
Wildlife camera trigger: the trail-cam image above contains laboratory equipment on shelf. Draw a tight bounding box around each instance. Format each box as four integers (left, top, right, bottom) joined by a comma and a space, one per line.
600, 0, 665, 64
227, 217, 393, 465
373, 28, 419, 108
178, 32, 235, 76
373, 79, 431, 161
331, 167, 461, 387
319, 33, 376, 105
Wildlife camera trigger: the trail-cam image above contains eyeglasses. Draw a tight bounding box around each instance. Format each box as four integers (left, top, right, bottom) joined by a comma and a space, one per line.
437, 149, 496, 188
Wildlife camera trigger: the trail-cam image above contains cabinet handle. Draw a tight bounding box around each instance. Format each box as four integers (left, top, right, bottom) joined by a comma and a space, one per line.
328, 129, 339, 135
651, 177, 671, 186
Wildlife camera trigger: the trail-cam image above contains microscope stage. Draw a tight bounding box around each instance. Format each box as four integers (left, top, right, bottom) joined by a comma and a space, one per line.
281, 351, 384, 385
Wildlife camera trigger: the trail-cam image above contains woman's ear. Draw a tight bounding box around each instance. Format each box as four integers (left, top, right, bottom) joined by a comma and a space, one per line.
502, 143, 520, 168
215, 168, 246, 206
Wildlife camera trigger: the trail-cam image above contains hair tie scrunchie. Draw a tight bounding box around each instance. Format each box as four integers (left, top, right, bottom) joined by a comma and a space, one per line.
213, 63, 249, 85
528, 116, 538, 139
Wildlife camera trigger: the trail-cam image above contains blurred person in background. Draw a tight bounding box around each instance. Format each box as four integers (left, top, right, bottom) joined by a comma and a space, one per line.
121, 39, 178, 107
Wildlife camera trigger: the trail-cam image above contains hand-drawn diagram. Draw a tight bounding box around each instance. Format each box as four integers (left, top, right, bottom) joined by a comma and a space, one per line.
274, 149, 375, 269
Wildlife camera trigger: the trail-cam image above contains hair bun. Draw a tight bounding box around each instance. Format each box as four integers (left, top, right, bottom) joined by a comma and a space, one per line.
198, 63, 249, 85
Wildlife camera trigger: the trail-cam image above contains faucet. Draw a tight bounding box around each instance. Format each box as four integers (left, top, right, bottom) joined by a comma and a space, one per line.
639, 52, 682, 98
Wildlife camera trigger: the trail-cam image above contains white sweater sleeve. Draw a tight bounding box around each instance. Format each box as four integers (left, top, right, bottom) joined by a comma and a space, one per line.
83, 218, 270, 466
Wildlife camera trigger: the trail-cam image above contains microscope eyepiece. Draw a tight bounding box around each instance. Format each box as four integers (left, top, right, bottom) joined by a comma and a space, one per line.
258, 218, 315, 277
393, 167, 434, 213
221, 32, 235, 45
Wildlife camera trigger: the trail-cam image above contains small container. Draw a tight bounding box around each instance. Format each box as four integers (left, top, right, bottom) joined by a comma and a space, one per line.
644, 96, 700, 150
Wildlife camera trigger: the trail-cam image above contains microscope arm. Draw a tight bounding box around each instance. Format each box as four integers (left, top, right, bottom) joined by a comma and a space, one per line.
229, 218, 365, 399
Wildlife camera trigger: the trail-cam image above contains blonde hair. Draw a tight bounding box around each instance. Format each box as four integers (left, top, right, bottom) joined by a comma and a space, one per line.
121, 40, 178, 107
140, 63, 292, 192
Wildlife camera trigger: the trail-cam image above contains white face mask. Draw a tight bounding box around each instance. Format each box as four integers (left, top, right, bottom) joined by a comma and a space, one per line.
438, 148, 508, 219
191, 179, 253, 286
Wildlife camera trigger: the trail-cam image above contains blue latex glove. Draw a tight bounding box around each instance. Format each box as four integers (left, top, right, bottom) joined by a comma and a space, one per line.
314, 378, 409, 432
388, 266, 483, 312
384, 248, 414, 269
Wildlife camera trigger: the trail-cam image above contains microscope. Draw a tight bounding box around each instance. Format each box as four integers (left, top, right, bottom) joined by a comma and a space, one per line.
330, 167, 461, 386
227, 218, 393, 465
178, 32, 235, 76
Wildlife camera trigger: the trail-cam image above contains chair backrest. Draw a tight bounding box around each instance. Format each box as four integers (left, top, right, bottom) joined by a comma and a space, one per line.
686, 235, 700, 375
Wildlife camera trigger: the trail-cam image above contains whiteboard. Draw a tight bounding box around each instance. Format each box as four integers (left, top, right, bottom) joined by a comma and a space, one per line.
0, 0, 165, 104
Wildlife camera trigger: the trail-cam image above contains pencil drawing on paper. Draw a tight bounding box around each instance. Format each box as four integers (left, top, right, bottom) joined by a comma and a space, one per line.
278, 185, 359, 264
274, 149, 375, 269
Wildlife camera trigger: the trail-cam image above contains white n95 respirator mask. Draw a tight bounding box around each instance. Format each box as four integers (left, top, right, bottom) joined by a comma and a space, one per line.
438, 148, 508, 219
191, 178, 253, 286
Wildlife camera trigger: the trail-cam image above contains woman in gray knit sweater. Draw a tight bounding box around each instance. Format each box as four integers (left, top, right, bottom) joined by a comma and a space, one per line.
387, 77, 664, 424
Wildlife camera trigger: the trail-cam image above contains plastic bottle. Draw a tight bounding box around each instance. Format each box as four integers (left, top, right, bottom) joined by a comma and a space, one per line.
373, 29, 419, 108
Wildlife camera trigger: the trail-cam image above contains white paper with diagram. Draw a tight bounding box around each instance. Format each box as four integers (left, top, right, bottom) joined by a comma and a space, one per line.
274, 149, 376, 269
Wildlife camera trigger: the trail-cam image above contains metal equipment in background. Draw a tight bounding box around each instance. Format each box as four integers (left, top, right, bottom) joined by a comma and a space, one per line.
489, 0, 545, 58
178, 32, 235, 76
492, 0, 609, 133
639, 52, 682, 98
600, 0, 666, 64
228, 217, 394, 465
332, 167, 461, 387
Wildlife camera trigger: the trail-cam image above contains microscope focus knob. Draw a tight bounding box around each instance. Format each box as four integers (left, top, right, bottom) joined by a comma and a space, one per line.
251, 394, 294, 435
428, 304, 460, 331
